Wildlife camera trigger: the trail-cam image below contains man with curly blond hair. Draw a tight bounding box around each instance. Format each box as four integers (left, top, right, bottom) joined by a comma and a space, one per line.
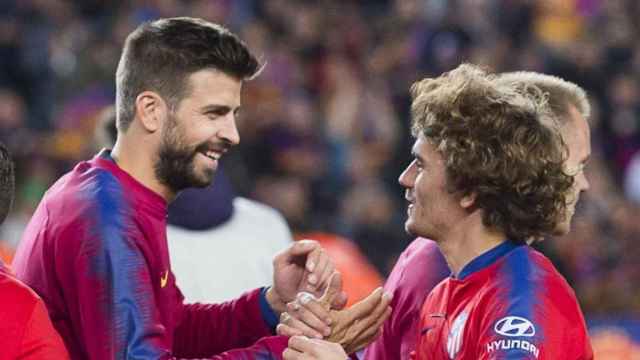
282, 64, 593, 360
405, 65, 592, 359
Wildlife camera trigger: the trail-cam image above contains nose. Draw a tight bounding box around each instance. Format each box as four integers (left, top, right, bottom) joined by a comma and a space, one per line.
399, 161, 415, 188
581, 172, 590, 192
219, 114, 240, 146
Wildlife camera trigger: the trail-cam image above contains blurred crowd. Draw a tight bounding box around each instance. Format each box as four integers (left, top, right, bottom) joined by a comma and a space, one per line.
0, 0, 639, 330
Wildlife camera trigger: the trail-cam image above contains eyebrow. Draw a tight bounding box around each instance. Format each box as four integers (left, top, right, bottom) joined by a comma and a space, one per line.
412, 149, 426, 164
201, 104, 241, 113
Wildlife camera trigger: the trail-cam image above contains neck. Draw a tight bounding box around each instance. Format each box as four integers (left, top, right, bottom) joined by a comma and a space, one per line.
436, 211, 506, 276
111, 136, 176, 202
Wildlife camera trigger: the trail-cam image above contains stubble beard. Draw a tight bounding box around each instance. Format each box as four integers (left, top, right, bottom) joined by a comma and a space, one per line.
154, 117, 214, 193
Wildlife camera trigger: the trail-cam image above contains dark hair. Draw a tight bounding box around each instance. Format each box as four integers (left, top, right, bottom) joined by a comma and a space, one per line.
0, 142, 14, 225
115, 17, 260, 131
410, 64, 573, 243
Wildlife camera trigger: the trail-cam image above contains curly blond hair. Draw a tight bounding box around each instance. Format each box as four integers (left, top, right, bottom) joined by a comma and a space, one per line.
410, 64, 573, 243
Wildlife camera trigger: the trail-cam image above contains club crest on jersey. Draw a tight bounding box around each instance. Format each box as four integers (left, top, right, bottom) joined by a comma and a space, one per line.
446, 311, 468, 359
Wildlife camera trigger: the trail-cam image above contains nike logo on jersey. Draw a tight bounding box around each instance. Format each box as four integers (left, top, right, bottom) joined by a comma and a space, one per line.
421, 326, 434, 335
160, 270, 169, 288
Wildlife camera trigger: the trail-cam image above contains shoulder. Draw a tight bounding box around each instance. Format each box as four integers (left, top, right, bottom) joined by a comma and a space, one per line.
0, 268, 40, 323
482, 246, 579, 312
474, 247, 590, 358
44, 160, 126, 218
385, 238, 448, 297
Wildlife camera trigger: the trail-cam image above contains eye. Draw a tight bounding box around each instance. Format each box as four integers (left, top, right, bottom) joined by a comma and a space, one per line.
204, 106, 232, 119
415, 159, 424, 171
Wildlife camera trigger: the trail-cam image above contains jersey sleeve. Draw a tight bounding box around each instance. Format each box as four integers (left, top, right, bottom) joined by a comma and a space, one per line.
71, 224, 283, 359
475, 282, 593, 360
173, 288, 277, 357
18, 299, 70, 359
71, 225, 170, 359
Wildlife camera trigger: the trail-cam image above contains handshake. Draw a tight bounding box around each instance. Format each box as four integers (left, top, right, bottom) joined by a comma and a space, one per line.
278, 272, 393, 359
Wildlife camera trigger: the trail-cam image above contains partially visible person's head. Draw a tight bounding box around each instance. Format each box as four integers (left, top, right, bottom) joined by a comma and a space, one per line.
94, 105, 117, 149
0, 142, 14, 225
497, 72, 591, 235
399, 64, 572, 244
115, 17, 260, 193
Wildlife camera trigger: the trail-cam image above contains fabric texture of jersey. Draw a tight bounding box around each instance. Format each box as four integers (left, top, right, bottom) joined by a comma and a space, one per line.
0, 261, 69, 359
363, 238, 449, 360
416, 241, 593, 360
12, 150, 286, 359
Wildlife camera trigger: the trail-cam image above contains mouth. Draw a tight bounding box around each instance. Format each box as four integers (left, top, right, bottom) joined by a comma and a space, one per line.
201, 149, 223, 161
405, 196, 415, 215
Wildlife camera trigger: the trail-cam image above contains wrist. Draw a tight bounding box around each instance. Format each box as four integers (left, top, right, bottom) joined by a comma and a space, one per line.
266, 286, 287, 315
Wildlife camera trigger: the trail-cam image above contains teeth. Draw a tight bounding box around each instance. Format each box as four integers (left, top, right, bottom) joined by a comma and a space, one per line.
204, 151, 221, 160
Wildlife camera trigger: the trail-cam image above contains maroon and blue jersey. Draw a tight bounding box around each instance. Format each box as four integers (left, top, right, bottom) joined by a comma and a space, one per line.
12, 150, 286, 359
416, 240, 593, 359
363, 238, 449, 360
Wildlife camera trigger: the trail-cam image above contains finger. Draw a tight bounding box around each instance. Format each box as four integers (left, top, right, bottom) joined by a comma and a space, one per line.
293, 294, 333, 326
319, 272, 343, 308
349, 307, 393, 353
306, 248, 327, 287
289, 299, 332, 335
289, 335, 321, 353
281, 310, 325, 339
277, 323, 304, 337
353, 293, 391, 330
314, 256, 335, 293
283, 348, 307, 360
331, 290, 348, 310
348, 287, 384, 319
288, 240, 320, 262
304, 246, 323, 275
361, 306, 392, 336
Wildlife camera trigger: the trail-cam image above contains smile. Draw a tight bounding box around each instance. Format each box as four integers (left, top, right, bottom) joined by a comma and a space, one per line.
202, 150, 222, 160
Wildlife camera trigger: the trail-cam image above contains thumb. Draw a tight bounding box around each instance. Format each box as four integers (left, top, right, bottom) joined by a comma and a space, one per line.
319, 271, 343, 307
348, 287, 384, 319
288, 239, 319, 257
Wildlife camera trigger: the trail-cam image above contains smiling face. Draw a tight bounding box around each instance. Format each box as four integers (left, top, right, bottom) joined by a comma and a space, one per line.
154, 68, 242, 193
554, 105, 591, 235
398, 134, 466, 240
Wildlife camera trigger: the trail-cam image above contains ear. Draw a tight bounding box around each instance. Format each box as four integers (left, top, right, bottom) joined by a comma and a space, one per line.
459, 192, 476, 210
134, 91, 167, 133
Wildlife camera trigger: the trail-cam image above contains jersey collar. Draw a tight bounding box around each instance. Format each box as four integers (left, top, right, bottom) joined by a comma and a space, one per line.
456, 240, 521, 280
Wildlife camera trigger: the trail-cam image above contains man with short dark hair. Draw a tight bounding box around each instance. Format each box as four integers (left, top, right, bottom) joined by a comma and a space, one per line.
13, 17, 342, 359
0, 142, 69, 358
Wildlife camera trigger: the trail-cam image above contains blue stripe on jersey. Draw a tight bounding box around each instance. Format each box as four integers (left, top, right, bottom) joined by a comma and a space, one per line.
86, 170, 162, 358
502, 246, 544, 339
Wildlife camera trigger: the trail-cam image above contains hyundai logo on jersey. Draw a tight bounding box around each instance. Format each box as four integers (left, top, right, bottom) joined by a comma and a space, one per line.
494, 316, 536, 337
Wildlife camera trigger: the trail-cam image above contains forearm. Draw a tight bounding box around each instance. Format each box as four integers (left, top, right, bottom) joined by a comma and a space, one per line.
174, 288, 278, 357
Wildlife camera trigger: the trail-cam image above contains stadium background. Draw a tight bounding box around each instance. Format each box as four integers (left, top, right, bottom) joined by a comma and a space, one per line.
1, 0, 639, 356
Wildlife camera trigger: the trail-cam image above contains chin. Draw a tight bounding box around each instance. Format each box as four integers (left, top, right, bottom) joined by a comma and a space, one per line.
194, 167, 216, 187
404, 220, 417, 236
553, 222, 571, 236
